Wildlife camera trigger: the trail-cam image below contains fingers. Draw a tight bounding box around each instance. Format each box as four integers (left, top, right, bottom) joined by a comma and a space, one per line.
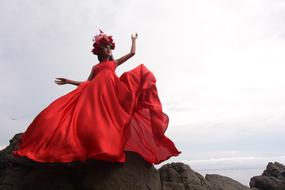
54, 80, 64, 85
131, 33, 138, 39
54, 78, 66, 85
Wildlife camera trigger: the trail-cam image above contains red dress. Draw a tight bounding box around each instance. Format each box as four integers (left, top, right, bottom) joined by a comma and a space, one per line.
12, 60, 181, 164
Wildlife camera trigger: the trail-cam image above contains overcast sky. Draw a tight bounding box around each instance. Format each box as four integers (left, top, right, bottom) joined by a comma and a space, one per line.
1, 0, 285, 172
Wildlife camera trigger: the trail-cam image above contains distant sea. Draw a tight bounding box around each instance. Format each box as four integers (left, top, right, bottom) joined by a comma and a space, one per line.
197, 168, 264, 186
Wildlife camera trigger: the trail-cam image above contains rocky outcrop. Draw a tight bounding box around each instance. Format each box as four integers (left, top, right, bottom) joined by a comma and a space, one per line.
250, 162, 285, 190
0, 133, 161, 190
159, 163, 251, 190
206, 174, 251, 190
159, 163, 212, 190
0, 133, 283, 190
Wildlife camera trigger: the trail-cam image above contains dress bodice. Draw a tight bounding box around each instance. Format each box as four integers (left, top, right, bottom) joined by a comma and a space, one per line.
92, 60, 116, 76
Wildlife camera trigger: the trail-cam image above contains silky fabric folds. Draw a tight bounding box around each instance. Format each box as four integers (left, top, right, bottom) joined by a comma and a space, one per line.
13, 60, 181, 164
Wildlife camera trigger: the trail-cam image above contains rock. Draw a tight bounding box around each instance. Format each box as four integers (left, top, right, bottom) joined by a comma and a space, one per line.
159, 162, 212, 190
2, 133, 280, 190
250, 162, 285, 190
159, 163, 252, 190
262, 162, 285, 180
0, 133, 161, 190
206, 174, 251, 190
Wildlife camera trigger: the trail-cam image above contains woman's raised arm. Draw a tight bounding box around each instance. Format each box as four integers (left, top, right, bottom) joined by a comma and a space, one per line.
115, 33, 138, 67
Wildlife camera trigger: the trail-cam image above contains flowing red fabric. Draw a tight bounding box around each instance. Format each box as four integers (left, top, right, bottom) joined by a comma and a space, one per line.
12, 60, 181, 164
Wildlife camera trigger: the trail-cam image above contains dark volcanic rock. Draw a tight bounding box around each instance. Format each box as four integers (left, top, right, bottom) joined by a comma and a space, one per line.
0, 133, 161, 190
250, 162, 285, 190
159, 163, 255, 190
159, 162, 212, 190
2, 133, 276, 190
206, 174, 250, 190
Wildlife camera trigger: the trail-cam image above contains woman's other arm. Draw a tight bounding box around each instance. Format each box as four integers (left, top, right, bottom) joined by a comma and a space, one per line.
55, 67, 94, 86
54, 78, 82, 86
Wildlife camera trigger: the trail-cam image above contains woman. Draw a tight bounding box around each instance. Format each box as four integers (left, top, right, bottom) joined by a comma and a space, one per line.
12, 30, 181, 164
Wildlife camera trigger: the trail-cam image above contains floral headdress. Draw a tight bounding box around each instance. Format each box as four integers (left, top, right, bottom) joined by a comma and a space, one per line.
91, 29, 115, 55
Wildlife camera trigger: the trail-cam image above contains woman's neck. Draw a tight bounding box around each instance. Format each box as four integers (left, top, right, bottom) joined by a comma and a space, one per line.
100, 55, 111, 62
101, 58, 109, 62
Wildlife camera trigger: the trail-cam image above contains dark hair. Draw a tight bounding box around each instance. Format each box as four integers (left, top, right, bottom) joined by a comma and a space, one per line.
97, 54, 114, 62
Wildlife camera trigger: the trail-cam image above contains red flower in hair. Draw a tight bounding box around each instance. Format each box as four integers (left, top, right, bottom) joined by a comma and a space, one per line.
91, 30, 115, 55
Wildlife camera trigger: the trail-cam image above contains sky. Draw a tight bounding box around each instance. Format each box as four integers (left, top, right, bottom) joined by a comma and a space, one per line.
1, 0, 285, 179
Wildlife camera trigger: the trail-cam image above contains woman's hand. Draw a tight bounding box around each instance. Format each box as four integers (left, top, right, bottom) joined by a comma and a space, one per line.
54, 78, 70, 85
131, 33, 138, 40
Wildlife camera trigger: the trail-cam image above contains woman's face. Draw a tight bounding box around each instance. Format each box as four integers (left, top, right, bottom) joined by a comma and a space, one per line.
101, 45, 112, 57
